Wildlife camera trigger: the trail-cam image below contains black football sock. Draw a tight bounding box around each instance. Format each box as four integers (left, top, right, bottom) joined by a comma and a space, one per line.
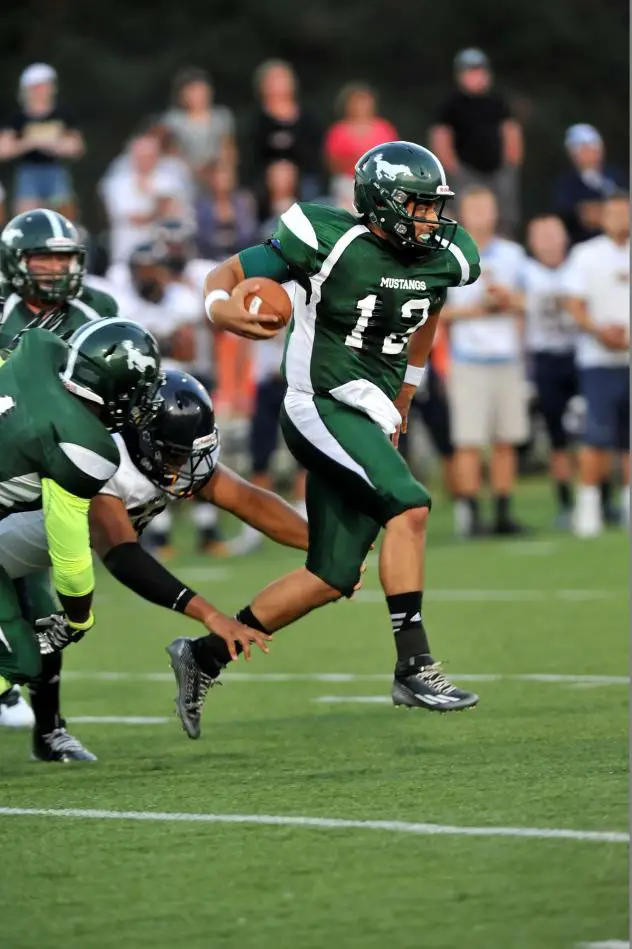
387, 592, 433, 668
600, 481, 613, 510
556, 481, 573, 511
460, 495, 482, 533
28, 650, 62, 735
191, 606, 269, 674
494, 494, 512, 527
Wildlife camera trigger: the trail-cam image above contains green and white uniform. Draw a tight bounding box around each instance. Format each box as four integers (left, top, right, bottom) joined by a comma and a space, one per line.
0, 285, 117, 693
0, 285, 118, 353
0, 330, 119, 682
240, 202, 480, 594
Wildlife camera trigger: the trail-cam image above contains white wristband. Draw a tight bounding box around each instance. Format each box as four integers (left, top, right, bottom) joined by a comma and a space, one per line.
204, 289, 230, 323
404, 364, 426, 387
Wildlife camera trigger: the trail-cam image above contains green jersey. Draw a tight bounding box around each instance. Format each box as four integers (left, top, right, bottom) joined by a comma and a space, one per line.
0, 329, 120, 518
272, 202, 480, 401
0, 285, 118, 351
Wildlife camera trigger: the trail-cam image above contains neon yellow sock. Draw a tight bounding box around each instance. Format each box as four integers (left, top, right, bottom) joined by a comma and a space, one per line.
0, 676, 13, 696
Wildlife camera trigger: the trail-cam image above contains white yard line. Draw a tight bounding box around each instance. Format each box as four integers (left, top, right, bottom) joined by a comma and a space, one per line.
577, 942, 629, 948
62, 671, 628, 685
0, 807, 626, 844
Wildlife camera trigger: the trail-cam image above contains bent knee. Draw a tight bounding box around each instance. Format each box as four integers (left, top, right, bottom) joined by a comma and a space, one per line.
305, 569, 346, 603
388, 505, 430, 535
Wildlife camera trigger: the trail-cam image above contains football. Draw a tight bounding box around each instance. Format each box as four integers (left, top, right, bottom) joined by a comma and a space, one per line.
239, 276, 293, 327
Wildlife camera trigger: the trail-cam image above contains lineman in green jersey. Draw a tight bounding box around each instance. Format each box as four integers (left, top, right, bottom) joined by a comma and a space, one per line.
168, 141, 482, 740
0, 319, 163, 759
0, 209, 119, 749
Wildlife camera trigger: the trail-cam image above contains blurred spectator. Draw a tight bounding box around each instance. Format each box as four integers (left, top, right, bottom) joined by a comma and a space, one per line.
155, 68, 236, 176
324, 84, 397, 192
444, 186, 529, 537
518, 215, 578, 528
100, 132, 190, 263
114, 239, 201, 364
195, 160, 259, 260
430, 49, 522, 237
251, 60, 322, 199
0, 63, 84, 217
258, 159, 301, 235
553, 124, 628, 245
562, 191, 630, 537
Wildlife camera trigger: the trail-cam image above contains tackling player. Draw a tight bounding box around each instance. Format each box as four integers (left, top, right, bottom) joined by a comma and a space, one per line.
0, 318, 163, 757
0, 370, 307, 754
170, 141, 483, 738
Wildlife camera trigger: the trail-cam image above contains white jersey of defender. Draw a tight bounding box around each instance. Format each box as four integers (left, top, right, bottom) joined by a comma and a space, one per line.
0, 434, 220, 580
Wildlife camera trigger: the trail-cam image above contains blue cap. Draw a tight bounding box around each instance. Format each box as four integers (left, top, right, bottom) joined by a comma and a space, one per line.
564, 124, 603, 150
454, 48, 490, 71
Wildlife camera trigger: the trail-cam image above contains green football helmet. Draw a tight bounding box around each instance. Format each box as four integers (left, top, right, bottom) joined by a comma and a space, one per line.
60, 318, 164, 432
354, 141, 457, 255
0, 209, 86, 304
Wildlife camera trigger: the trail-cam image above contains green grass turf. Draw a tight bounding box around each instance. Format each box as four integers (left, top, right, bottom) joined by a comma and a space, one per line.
0, 481, 628, 949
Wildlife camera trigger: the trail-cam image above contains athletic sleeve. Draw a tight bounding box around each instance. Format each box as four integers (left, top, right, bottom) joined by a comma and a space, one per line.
445, 226, 481, 287
269, 203, 323, 275
41, 479, 94, 597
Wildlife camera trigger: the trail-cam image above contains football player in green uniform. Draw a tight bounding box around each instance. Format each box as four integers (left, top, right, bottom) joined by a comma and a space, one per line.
0, 209, 119, 748
168, 141, 483, 739
0, 208, 118, 349
0, 318, 163, 759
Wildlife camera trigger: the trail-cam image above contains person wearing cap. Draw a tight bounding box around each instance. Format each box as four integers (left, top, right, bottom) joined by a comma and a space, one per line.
553, 124, 628, 245
0, 63, 84, 217
430, 49, 523, 238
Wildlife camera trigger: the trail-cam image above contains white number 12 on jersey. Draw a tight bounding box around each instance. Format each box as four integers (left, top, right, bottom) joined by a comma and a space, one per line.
345, 296, 430, 355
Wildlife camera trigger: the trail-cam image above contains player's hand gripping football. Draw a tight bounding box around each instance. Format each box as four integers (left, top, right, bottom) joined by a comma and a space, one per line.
203, 610, 272, 661
211, 283, 282, 340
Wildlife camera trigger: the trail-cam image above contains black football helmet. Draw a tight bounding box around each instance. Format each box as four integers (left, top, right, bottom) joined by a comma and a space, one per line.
126, 369, 219, 498
354, 141, 457, 255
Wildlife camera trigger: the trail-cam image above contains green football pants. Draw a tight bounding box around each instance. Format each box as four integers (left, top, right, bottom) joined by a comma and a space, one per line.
281, 391, 431, 597
0, 566, 42, 684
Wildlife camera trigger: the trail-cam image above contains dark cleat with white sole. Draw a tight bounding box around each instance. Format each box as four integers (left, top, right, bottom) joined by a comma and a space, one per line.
392, 657, 479, 712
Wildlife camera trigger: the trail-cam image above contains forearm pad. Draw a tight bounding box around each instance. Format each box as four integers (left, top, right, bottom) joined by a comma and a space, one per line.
102, 542, 196, 613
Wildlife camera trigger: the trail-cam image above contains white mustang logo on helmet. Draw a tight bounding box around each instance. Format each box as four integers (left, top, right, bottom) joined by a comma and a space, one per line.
373, 155, 416, 182
122, 339, 156, 374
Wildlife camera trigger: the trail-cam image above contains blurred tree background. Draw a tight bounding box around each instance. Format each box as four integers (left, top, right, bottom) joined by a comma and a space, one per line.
0, 0, 628, 230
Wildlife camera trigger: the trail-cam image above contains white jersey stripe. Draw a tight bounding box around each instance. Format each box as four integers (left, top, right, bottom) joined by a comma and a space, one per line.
42, 208, 64, 239
285, 224, 369, 393
441, 238, 470, 286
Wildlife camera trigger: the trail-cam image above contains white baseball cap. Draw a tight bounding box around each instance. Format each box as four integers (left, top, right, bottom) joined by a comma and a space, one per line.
19, 63, 57, 89
564, 124, 603, 150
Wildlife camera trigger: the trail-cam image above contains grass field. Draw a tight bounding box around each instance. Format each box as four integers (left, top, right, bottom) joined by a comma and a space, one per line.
0, 481, 628, 949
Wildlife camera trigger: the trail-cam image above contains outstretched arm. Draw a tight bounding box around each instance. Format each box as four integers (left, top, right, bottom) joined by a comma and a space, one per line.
202, 465, 308, 550
89, 494, 270, 660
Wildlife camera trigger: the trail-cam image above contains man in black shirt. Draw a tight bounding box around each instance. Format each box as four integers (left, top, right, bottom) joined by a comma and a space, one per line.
0, 63, 85, 218
430, 48, 522, 237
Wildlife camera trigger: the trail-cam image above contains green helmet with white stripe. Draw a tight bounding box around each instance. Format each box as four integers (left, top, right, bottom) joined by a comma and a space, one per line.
353, 141, 457, 256
0, 208, 86, 304
62, 318, 164, 432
